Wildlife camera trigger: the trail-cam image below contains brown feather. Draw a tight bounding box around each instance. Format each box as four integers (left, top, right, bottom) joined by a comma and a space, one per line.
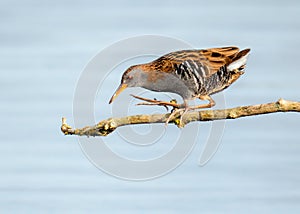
195, 46, 240, 76
144, 46, 243, 78
112, 46, 250, 104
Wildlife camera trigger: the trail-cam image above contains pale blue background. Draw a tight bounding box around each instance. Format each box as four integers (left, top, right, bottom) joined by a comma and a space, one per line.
1, 0, 300, 213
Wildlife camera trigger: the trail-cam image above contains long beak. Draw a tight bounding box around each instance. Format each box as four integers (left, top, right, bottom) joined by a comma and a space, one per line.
109, 83, 128, 104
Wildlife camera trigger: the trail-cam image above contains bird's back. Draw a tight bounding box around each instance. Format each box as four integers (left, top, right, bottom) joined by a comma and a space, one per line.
145, 47, 250, 99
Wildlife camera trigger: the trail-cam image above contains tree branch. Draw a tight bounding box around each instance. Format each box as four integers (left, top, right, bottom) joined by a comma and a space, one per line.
61, 98, 300, 137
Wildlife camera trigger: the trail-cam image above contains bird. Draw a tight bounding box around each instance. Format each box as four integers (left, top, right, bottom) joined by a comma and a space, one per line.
109, 46, 250, 124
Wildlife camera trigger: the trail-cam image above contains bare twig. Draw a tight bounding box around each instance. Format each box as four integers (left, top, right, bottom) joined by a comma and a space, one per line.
61, 98, 300, 137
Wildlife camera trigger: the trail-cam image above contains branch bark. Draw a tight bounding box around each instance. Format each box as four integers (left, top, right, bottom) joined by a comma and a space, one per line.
61, 98, 300, 137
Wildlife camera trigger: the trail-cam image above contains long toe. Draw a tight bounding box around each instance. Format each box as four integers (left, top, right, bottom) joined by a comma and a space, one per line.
165, 108, 186, 126
179, 108, 190, 125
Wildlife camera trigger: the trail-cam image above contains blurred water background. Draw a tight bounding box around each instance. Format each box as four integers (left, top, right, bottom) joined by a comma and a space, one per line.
1, 0, 300, 213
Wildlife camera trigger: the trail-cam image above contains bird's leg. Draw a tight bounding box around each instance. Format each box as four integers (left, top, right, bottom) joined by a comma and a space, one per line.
189, 95, 216, 110
131, 94, 181, 110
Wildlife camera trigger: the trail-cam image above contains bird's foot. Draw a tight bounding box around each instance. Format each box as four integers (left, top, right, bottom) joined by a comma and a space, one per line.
131, 94, 189, 127
131, 94, 181, 111
165, 107, 190, 127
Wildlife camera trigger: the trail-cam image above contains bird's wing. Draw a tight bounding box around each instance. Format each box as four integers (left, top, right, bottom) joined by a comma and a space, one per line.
200, 47, 240, 75
161, 46, 240, 78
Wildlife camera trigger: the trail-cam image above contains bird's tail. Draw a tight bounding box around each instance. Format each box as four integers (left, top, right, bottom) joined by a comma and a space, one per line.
227, 49, 251, 72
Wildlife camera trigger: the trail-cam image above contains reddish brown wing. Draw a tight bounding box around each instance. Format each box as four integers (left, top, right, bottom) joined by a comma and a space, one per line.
202, 46, 240, 75
152, 47, 240, 77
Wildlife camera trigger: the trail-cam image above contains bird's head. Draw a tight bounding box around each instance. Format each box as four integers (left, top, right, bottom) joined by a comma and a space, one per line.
109, 65, 145, 104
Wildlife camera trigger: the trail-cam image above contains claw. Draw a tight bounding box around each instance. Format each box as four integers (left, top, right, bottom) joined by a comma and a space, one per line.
165, 108, 186, 126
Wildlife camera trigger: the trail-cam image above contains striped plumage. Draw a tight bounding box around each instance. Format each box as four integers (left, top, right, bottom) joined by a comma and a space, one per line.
148, 47, 250, 98
109, 46, 250, 115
